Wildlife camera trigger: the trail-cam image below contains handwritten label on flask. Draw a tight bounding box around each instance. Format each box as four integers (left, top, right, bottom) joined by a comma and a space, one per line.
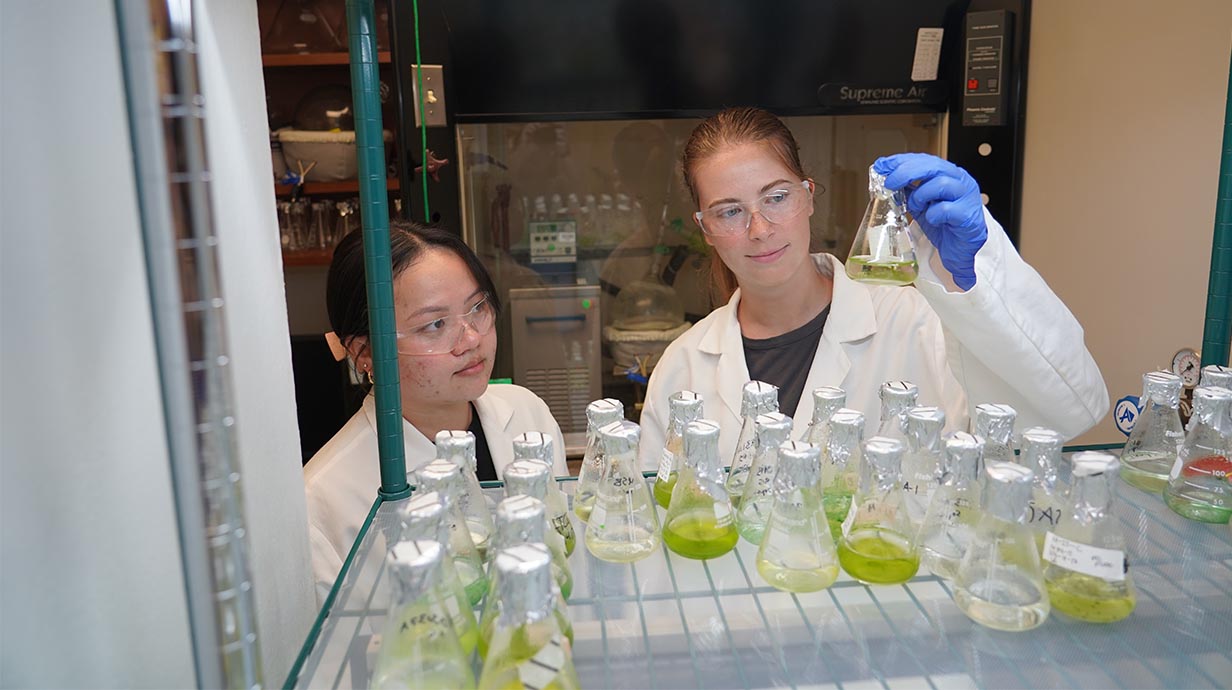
517, 633, 567, 689
1042, 532, 1127, 582
656, 449, 673, 483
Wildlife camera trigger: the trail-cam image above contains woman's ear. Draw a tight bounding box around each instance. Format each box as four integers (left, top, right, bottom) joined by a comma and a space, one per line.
344, 335, 372, 375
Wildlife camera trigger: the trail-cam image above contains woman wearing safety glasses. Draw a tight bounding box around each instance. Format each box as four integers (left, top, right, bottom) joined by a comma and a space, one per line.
638, 107, 1108, 468
304, 220, 566, 596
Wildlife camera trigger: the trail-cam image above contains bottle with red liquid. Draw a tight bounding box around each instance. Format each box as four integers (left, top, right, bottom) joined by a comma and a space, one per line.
1163, 385, 1232, 523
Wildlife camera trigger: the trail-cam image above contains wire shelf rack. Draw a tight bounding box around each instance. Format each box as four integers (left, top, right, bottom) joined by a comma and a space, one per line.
288, 450, 1232, 689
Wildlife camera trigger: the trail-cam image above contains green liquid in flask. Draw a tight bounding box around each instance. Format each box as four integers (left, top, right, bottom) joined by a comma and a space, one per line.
1047, 571, 1135, 623
573, 500, 593, 523
1118, 450, 1174, 493
757, 557, 839, 593
844, 256, 919, 286
653, 473, 677, 509
662, 509, 739, 560
838, 528, 919, 584
822, 489, 852, 541
458, 561, 489, 607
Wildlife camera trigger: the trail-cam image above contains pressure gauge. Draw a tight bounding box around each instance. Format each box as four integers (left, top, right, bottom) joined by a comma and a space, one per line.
1172, 348, 1202, 388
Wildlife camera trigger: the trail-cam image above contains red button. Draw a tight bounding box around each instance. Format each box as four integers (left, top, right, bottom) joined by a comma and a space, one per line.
967, 78, 979, 91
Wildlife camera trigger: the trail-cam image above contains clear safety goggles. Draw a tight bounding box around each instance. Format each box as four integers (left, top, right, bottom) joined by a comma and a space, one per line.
395, 296, 495, 355
693, 180, 815, 237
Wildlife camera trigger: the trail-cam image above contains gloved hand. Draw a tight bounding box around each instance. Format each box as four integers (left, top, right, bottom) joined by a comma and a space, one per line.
873, 153, 987, 291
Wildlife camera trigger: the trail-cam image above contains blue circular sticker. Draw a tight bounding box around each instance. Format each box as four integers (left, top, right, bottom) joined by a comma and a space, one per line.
1114, 395, 1140, 437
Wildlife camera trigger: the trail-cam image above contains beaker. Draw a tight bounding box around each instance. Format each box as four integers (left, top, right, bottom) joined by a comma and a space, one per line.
574, 399, 625, 522
726, 381, 780, 507
735, 412, 794, 544
511, 431, 576, 555
917, 431, 984, 580
837, 436, 919, 585
662, 419, 739, 559
1163, 385, 1232, 523
500, 462, 573, 600
397, 491, 479, 656
584, 420, 661, 563
654, 391, 704, 508
414, 459, 489, 605
901, 406, 946, 529
1018, 427, 1065, 544
844, 165, 918, 286
822, 408, 865, 541
756, 441, 839, 592
1120, 371, 1185, 492
435, 430, 495, 556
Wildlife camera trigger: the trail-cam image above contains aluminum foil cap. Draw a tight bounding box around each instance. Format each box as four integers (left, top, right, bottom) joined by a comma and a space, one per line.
810, 386, 847, 425
493, 494, 546, 553
668, 391, 704, 428
435, 429, 477, 472
974, 403, 1017, 444
861, 436, 906, 492
598, 420, 640, 458
416, 459, 463, 503
1069, 451, 1120, 517
388, 539, 445, 600
1200, 365, 1232, 390
1142, 371, 1183, 408
776, 441, 821, 490
494, 543, 555, 624
1190, 386, 1232, 429
983, 461, 1034, 522
905, 406, 946, 453
512, 431, 554, 466
398, 491, 447, 542
754, 411, 793, 448
944, 431, 984, 484
741, 381, 780, 418
879, 381, 920, 418
503, 460, 549, 501
683, 419, 722, 474
827, 408, 866, 465
586, 398, 625, 432
1019, 427, 1062, 490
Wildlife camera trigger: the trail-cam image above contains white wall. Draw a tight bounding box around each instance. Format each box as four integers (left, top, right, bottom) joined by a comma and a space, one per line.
0, 1, 315, 686
1020, 0, 1232, 444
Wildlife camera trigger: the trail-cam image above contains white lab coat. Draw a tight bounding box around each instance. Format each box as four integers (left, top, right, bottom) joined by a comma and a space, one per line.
304, 384, 566, 600
638, 209, 1109, 470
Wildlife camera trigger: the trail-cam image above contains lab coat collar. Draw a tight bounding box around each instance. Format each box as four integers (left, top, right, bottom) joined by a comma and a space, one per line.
360, 387, 516, 471
699, 253, 878, 425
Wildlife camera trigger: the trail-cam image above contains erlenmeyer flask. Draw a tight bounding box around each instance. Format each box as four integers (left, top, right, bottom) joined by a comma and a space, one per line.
736, 412, 794, 544
727, 381, 780, 507
415, 459, 489, 605
477, 497, 573, 657
372, 541, 476, 690
876, 381, 919, 441
756, 441, 839, 592
1163, 385, 1232, 523
397, 491, 479, 656
511, 431, 576, 556
845, 165, 918, 286
478, 545, 581, 690
822, 408, 865, 542
837, 437, 920, 585
901, 406, 946, 529
1200, 364, 1232, 389
584, 421, 662, 562
803, 386, 847, 450
1043, 452, 1136, 623
952, 462, 1050, 631
654, 391, 704, 508
972, 403, 1017, 466
501, 462, 573, 600
435, 430, 495, 556
1120, 372, 1186, 492
917, 432, 984, 580
1018, 427, 1065, 546
662, 419, 739, 559
574, 398, 625, 522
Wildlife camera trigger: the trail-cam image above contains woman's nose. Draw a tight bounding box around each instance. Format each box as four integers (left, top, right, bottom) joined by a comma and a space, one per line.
451, 320, 482, 354
746, 210, 775, 241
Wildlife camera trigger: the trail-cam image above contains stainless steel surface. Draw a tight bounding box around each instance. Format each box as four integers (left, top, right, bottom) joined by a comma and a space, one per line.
509, 286, 601, 435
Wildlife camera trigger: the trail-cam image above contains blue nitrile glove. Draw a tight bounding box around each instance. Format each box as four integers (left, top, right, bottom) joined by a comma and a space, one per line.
873, 153, 987, 291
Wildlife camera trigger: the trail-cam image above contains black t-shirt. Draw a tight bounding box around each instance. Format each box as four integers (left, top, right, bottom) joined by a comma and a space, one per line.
742, 306, 830, 418
468, 403, 498, 481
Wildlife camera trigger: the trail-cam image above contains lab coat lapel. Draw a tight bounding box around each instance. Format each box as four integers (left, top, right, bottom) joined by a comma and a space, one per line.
698, 291, 751, 425
474, 388, 516, 474
361, 395, 437, 475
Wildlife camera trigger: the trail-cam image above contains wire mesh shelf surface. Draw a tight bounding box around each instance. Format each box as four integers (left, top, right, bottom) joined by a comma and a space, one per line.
290, 452, 1232, 689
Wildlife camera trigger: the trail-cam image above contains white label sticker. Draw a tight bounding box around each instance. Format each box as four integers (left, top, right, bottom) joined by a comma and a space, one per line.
912, 28, 944, 81
1042, 532, 1127, 582
656, 449, 674, 483
840, 499, 857, 536
517, 633, 567, 689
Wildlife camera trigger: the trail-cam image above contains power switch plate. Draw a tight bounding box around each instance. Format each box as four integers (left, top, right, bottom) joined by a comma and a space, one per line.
409, 64, 446, 128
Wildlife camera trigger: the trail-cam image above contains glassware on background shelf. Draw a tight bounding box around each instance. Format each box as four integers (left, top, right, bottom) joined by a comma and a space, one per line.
822, 409, 865, 542
371, 541, 475, 690
1018, 427, 1065, 544
735, 412, 794, 544
727, 381, 780, 506
952, 462, 1050, 632
803, 386, 847, 453
837, 437, 919, 585
288, 198, 310, 250
901, 406, 946, 529
574, 399, 625, 522
1121, 371, 1186, 492
413, 459, 488, 605
1200, 364, 1232, 389
1163, 386, 1232, 523
972, 403, 1017, 467
756, 441, 839, 592
876, 381, 919, 441
917, 432, 984, 580
500, 463, 573, 600
654, 391, 704, 508
309, 199, 334, 249
435, 430, 495, 555
511, 431, 576, 555
277, 201, 293, 249
662, 419, 739, 559
333, 199, 358, 245
845, 165, 918, 286
397, 491, 479, 656
477, 545, 580, 690
1043, 452, 1136, 623
584, 421, 661, 563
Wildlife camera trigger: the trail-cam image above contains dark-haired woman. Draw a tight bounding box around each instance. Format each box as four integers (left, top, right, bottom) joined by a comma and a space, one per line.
304, 220, 566, 597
